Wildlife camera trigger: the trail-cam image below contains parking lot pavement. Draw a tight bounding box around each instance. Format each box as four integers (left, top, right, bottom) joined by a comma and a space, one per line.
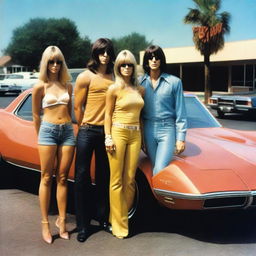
0, 189, 169, 256
2, 189, 256, 256
0, 189, 114, 256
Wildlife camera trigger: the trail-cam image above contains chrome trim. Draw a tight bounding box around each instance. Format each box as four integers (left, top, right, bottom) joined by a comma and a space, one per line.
12, 92, 31, 115
6, 160, 41, 173
5, 160, 74, 182
154, 188, 252, 200
154, 188, 256, 209
244, 196, 254, 209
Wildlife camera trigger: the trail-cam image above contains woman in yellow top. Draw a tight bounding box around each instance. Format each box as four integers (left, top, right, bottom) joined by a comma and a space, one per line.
104, 50, 144, 239
32, 46, 75, 244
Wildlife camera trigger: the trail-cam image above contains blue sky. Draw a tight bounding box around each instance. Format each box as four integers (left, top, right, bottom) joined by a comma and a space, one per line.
1, 0, 256, 54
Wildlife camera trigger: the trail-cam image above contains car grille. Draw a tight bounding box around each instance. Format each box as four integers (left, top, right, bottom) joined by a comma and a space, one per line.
204, 197, 247, 209
236, 100, 250, 106
218, 98, 234, 105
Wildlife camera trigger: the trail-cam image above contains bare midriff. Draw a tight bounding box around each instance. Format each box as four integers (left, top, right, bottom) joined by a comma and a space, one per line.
42, 105, 72, 124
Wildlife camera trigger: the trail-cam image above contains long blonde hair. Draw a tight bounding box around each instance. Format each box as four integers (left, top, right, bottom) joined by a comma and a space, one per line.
114, 50, 139, 89
39, 46, 71, 84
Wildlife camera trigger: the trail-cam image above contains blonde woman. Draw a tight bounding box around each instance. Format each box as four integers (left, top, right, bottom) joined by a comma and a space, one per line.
104, 50, 144, 239
32, 46, 75, 244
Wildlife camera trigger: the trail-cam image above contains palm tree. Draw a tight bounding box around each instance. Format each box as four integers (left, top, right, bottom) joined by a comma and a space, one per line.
184, 0, 231, 103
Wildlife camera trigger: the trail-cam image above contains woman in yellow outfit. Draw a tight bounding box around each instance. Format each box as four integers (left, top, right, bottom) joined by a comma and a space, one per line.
104, 50, 144, 239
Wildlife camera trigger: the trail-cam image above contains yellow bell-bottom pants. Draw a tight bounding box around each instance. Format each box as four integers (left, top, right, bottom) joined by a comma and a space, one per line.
107, 126, 141, 238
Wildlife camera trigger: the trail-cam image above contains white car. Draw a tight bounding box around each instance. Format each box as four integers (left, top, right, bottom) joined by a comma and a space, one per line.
68, 68, 85, 87
0, 74, 6, 80
0, 72, 38, 95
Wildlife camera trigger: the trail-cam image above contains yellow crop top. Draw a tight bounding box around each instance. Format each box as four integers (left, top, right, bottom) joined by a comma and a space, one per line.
112, 87, 144, 125
82, 75, 113, 125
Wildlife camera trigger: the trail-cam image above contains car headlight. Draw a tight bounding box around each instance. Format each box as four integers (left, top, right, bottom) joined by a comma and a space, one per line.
209, 98, 217, 104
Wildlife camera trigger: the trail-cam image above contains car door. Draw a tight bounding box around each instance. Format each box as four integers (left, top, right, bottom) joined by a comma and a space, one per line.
1, 93, 40, 171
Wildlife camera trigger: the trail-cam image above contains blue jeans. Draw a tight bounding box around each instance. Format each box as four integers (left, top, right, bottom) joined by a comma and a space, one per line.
74, 124, 110, 230
38, 121, 75, 146
143, 119, 176, 176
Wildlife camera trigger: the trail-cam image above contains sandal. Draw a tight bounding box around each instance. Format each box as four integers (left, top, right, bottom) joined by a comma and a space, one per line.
55, 217, 69, 240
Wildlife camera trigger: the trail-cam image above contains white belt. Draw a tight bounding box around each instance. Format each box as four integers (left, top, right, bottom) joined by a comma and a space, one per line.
112, 122, 140, 131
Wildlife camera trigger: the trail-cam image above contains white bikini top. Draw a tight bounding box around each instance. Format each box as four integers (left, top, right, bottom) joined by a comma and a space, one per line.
42, 86, 70, 109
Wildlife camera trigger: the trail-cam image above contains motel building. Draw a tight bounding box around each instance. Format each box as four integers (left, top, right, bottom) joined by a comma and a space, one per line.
140, 39, 256, 93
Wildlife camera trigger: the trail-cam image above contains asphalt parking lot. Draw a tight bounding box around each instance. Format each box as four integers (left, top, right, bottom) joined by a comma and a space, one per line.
2, 188, 256, 256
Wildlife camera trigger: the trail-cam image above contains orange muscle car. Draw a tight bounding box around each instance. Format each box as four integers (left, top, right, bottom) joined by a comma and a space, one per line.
1, 89, 256, 214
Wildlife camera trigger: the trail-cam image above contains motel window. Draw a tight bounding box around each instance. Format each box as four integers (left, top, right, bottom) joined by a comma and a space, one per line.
232, 65, 244, 86
231, 64, 255, 88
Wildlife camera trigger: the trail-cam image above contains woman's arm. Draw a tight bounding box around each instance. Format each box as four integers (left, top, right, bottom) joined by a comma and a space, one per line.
138, 85, 146, 151
67, 83, 73, 118
32, 83, 44, 134
104, 85, 116, 153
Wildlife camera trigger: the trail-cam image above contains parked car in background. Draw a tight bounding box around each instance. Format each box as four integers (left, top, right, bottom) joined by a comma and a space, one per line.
0, 74, 6, 80
0, 72, 38, 95
209, 92, 256, 118
1, 89, 256, 218
68, 68, 85, 87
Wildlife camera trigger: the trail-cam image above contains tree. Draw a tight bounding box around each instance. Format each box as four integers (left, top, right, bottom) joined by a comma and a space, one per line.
184, 0, 231, 103
4, 18, 91, 69
68, 36, 91, 68
112, 32, 151, 63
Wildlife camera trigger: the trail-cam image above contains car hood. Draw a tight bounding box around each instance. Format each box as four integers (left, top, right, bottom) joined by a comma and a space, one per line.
153, 127, 256, 193
184, 127, 256, 167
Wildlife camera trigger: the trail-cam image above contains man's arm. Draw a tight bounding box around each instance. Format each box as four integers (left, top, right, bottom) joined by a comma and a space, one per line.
74, 71, 91, 126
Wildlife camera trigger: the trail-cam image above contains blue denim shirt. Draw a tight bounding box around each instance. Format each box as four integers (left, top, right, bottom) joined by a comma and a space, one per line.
140, 73, 187, 141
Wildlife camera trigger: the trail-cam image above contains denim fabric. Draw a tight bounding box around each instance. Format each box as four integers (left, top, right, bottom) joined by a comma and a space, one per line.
140, 73, 187, 141
140, 73, 187, 175
143, 119, 176, 175
74, 125, 110, 230
38, 121, 75, 146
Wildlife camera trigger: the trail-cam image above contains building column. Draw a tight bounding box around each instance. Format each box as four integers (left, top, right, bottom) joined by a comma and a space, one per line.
179, 64, 183, 79
253, 64, 255, 90
228, 65, 232, 92
243, 64, 246, 86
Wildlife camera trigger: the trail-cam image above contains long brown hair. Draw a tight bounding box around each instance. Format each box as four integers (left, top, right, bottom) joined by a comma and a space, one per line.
87, 38, 116, 74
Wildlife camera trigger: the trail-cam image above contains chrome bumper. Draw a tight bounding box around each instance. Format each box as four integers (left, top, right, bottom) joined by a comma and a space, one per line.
154, 188, 256, 209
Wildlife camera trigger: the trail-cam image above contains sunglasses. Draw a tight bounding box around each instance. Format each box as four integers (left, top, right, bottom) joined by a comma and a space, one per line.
149, 55, 160, 61
48, 60, 63, 65
98, 49, 110, 55
120, 63, 134, 68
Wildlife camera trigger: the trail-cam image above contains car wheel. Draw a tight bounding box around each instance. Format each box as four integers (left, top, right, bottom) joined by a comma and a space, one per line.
217, 109, 225, 118
0, 92, 5, 96
129, 170, 158, 226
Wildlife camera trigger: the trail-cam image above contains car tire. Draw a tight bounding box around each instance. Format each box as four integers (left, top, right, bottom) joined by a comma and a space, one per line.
217, 109, 225, 118
128, 170, 158, 230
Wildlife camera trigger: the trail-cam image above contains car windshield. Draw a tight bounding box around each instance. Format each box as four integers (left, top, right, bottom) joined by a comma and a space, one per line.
185, 96, 221, 128
0, 75, 6, 80
70, 72, 80, 83
15, 94, 221, 128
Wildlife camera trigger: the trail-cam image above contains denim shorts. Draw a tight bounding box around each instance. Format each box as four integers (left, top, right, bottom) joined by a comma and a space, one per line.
38, 121, 76, 146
